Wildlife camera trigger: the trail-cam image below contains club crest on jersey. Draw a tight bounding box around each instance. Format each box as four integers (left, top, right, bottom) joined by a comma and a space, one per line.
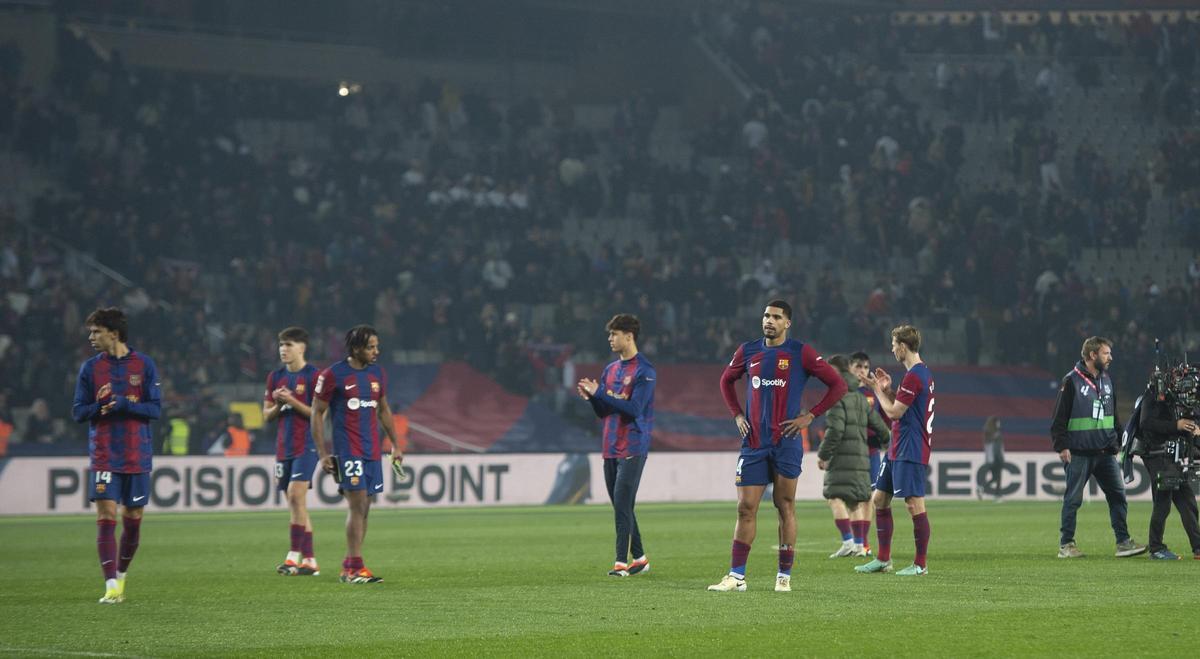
295, 383, 306, 394
623, 376, 632, 385
95, 483, 106, 494
777, 358, 789, 370
350, 476, 360, 486
370, 381, 380, 393
129, 374, 142, 386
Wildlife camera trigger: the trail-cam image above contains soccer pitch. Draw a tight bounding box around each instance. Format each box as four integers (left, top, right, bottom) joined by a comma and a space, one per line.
0, 500, 1193, 657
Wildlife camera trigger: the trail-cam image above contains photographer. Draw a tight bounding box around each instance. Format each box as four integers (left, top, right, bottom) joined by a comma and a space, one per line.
1137, 364, 1200, 560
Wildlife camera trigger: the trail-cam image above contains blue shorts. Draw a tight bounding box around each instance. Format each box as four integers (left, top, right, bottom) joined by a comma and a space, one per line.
334, 456, 384, 495
89, 470, 151, 507
736, 441, 803, 486
276, 450, 319, 491
868, 450, 882, 488
874, 460, 927, 498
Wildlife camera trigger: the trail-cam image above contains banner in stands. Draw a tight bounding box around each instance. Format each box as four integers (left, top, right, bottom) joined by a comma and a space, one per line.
0, 452, 1156, 515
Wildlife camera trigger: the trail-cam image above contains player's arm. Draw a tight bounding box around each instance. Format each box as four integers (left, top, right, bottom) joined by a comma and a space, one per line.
782, 346, 848, 434
591, 368, 656, 418
378, 396, 400, 454
311, 397, 332, 467
804, 346, 848, 417
878, 371, 920, 421
1049, 376, 1073, 453
580, 368, 615, 417
72, 362, 102, 422
719, 346, 750, 437
112, 359, 162, 420
311, 370, 335, 471
263, 374, 282, 421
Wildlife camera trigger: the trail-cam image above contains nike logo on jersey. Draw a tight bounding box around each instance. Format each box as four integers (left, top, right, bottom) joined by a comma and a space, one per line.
345, 383, 357, 390
132, 495, 146, 502
374, 483, 384, 490
291, 473, 303, 478
750, 361, 761, 368
893, 489, 902, 495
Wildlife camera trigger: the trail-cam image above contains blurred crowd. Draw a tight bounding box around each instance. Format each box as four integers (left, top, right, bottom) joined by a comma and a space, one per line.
2, 7, 1200, 448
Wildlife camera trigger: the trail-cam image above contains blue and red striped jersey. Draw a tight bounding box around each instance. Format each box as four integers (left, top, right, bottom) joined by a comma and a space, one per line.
264, 364, 318, 460
889, 362, 935, 464
314, 360, 387, 461
72, 349, 161, 473
720, 338, 846, 449
588, 354, 656, 458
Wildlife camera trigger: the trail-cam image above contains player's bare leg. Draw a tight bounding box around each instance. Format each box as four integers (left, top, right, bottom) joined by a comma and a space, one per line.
709, 485, 764, 591
345, 490, 369, 557
772, 475, 798, 591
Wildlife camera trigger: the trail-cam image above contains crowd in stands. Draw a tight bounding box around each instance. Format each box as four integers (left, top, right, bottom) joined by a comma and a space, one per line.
2, 6, 1199, 448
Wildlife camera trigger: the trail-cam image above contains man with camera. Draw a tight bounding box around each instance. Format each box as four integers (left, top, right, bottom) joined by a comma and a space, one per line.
1135, 363, 1200, 560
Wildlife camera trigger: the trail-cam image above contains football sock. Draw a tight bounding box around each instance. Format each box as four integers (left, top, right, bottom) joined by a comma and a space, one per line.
913, 512, 930, 568
105, 577, 118, 592
876, 508, 894, 563
302, 531, 314, 560
118, 516, 141, 573
778, 546, 795, 576
730, 540, 751, 577
97, 520, 118, 580
347, 556, 364, 571
835, 518, 852, 541
289, 524, 304, 553
852, 520, 870, 546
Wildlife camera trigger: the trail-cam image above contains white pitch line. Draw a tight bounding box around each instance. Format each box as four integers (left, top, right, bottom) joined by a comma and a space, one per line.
0, 648, 150, 658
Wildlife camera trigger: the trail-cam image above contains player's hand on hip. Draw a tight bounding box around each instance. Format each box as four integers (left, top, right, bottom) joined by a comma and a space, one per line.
1059, 449, 1071, 464
781, 412, 814, 437
734, 414, 751, 438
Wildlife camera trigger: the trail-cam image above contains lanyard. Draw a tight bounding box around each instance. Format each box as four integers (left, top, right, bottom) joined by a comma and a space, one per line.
1073, 367, 1099, 393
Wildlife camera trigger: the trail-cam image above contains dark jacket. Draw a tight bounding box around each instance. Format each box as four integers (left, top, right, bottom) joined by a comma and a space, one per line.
1138, 388, 1186, 451
1050, 362, 1122, 455
818, 370, 891, 503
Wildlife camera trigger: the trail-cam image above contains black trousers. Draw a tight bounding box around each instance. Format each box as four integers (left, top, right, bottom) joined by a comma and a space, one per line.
1141, 455, 1200, 555
604, 455, 647, 563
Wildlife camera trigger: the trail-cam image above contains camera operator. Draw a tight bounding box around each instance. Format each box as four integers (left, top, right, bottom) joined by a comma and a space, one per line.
1136, 364, 1200, 561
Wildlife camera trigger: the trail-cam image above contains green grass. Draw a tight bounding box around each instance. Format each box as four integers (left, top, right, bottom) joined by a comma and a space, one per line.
0, 500, 1195, 657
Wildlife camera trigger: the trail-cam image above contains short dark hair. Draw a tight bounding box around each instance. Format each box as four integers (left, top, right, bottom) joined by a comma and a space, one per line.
606, 314, 640, 341
765, 299, 792, 320
86, 307, 128, 342
345, 325, 378, 354
828, 354, 850, 373
892, 325, 921, 352
278, 326, 309, 344
849, 351, 871, 365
